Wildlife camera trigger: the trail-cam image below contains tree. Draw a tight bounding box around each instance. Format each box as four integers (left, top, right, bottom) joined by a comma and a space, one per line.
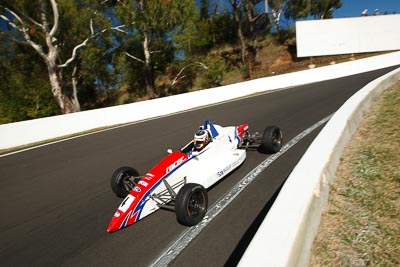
242, 0, 264, 38
284, 0, 311, 21
268, 0, 287, 34
114, 0, 198, 99
227, 0, 267, 66
228, 0, 247, 64
200, 0, 210, 20
0, 0, 116, 114
175, 7, 237, 57
0, 38, 59, 123
264, 0, 271, 30
310, 0, 342, 19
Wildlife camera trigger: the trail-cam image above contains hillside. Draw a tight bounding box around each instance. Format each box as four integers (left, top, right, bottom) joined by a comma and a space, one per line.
158, 36, 388, 97
217, 38, 386, 85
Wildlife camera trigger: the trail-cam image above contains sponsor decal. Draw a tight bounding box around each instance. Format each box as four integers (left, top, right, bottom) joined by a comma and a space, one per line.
114, 211, 120, 217
143, 176, 152, 181
217, 154, 245, 177
138, 180, 148, 187
233, 157, 244, 166
133, 186, 141, 192
217, 164, 233, 177
166, 156, 185, 174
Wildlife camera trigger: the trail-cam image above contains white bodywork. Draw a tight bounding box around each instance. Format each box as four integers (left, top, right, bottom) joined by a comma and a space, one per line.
173, 125, 246, 188
141, 124, 246, 220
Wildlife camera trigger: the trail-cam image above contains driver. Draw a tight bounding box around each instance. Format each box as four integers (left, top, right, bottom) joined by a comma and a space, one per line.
193, 129, 210, 151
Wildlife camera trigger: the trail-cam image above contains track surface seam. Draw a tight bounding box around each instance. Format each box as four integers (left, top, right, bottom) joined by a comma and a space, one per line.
151, 114, 333, 266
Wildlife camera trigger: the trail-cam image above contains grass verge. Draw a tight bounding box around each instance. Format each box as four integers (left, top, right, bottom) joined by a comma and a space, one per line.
309, 82, 400, 266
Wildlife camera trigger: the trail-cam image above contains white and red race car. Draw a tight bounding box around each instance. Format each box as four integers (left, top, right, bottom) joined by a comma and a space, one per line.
107, 120, 283, 232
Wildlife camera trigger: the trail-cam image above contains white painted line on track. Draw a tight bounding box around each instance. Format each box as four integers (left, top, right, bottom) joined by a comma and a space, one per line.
151, 114, 333, 267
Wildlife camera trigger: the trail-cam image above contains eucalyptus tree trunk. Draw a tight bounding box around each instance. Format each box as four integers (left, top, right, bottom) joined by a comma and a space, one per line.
46, 47, 80, 113
35, 0, 81, 113
138, 0, 156, 99
269, 0, 286, 40
142, 27, 156, 99
1, 0, 81, 113
47, 62, 80, 113
230, 0, 247, 64
264, 0, 271, 30
1, 0, 122, 113
40, 0, 81, 113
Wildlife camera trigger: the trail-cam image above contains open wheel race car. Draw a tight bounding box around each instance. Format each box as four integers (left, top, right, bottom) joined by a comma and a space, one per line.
107, 120, 283, 232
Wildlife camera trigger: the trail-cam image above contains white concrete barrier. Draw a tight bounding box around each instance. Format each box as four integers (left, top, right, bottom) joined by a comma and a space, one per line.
296, 14, 400, 57
1, 51, 400, 150
238, 67, 400, 267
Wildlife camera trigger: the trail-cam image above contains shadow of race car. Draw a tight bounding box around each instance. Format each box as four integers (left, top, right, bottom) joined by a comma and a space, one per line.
107, 120, 283, 232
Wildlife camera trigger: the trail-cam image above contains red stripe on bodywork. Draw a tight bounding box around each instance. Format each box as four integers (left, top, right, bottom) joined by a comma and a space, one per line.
107, 151, 188, 232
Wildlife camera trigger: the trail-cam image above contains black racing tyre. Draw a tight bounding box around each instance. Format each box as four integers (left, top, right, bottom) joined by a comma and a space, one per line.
111, 166, 140, 198
175, 183, 208, 226
261, 126, 283, 154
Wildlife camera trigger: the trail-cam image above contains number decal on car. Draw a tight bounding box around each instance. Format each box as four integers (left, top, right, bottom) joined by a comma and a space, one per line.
118, 195, 135, 213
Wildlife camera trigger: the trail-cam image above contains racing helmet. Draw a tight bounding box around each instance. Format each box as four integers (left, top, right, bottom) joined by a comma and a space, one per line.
194, 130, 209, 151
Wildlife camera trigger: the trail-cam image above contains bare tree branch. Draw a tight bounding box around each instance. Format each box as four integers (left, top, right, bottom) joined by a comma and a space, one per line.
0, 29, 29, 45
48, 0, 59, 38
58, 38, 91, 68
172, 62, 209, 86
124, 51, 145, 63
58, 25, 127, 68
39, 0, 49, 32
270, 0, 287, 33
243, 1, 263, 23
90, 18, 95, 35
0, 14, 21, 32
1, 3, 44, 31
0, 5, 47, 59
1, 7, 25, 32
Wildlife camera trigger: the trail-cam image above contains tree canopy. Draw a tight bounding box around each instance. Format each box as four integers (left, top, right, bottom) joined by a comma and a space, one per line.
0, 0, 343, 124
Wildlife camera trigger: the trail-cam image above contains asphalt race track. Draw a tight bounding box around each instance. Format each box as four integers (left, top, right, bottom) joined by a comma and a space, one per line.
0, 66, 397, 266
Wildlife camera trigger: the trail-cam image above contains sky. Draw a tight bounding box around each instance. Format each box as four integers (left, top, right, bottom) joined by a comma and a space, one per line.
1, 1, 399, 30
329, 0, 399, 18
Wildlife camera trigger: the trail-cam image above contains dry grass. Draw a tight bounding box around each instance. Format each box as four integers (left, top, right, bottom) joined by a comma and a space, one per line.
309, 82, 400, 266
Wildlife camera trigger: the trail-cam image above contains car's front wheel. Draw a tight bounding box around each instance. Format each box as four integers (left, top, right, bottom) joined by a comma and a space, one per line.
111, 166, 140, 198
261, 126, 283, 154
175, 183, 208, 226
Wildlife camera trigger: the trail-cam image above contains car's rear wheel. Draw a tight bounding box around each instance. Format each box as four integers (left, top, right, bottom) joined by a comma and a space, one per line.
261, 126, 283, 154
111, 166, 140, 198
175, 183, 208, 226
